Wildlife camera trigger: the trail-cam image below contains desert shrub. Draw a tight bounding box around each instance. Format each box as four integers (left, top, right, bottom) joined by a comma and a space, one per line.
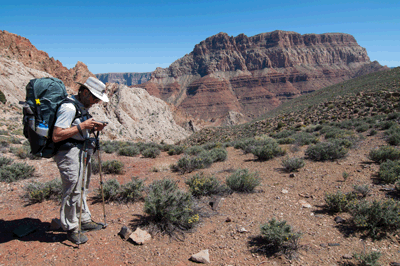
101, 179, 121, 201
0, 156, 13, 167
292, 132, 319, 146
24, 178, 62, 203
353, 251, 381, 266
118, 145, 140, 157
233, 138, 262, 150
259, 218, 301, 254
119, 176, 144, 202
271, 130, 295, 139
395, 180, 400, 193
305, 141, 348, 161
91, 157, 100, 175
186, 172, 228, 197
144, 179, 199, 233
171, 154, 213, 174
277, 137, 295, 145
138, 142, 163, 152
9, 145, 31, 159
208, 148, 228, 162
368, 146, 400, 163
101, 160, 124, 174
0, 130, 8, 136
356, 123, 370, 133
281, 156, 305, 172
142, 147, 161, 158
324, 191, 357, 213
250, 139, 286, 161
167, 145, 185, 155
386, 133, 400, 146
0, 162, 35, 182
321, 126, 353, 139
353, 184, 370, 198
378, 159, 400, 184
384, 125, 400, 146
226, 168, 260, 193
378, 120, 396, 130
369, 129, 378, 136
201, 142, 219, 150
0, 141, 9, 153
185, 145, 206, 156
350, 199, 400, 238
101, 141, 120, 154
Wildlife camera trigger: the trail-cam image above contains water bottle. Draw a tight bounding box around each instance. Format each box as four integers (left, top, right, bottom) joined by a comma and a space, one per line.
36, 122, 49, 137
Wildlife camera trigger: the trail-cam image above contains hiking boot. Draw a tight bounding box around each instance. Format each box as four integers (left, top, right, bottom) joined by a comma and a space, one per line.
81, 221, 103, 232
67, 230, 88, 244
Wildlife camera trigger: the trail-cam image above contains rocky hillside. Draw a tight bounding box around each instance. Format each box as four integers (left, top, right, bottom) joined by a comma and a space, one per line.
0, 31, 190, 143
96, 72, 152, 86
138, 30, 388, 125
181, 67, 400, 146
0, 30, 94, 90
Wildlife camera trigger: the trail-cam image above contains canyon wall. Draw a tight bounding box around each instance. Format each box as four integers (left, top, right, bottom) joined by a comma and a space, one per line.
138, 31, 388, 125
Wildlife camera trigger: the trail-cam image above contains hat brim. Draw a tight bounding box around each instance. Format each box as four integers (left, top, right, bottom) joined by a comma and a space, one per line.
76, 82, 109, 103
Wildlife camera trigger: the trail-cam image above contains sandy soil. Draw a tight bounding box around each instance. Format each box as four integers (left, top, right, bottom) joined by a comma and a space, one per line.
1, 132, 399, 266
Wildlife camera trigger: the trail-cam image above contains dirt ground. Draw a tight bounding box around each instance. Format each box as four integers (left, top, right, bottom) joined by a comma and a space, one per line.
1, 132, 400, 266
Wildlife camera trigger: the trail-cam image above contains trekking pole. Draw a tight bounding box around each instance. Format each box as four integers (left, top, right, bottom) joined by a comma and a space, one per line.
96, 131, 108, 228
77, 141, 88, 247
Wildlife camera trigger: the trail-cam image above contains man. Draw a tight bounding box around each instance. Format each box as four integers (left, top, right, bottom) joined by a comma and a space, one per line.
52, 77, 109, 244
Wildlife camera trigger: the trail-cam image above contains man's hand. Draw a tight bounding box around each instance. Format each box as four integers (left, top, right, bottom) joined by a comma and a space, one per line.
80, 118, 107, 131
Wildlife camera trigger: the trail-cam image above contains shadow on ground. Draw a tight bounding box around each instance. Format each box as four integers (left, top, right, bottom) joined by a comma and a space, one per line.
0, 218, 66, 244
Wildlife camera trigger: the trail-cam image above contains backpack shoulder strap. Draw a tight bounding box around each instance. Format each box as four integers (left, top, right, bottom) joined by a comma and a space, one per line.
60, 97, 91, 139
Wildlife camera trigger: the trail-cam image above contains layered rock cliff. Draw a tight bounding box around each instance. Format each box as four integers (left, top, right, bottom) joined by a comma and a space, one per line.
0, 30, 94, 90
138, 30, 388, 125
96, 72, 152, 86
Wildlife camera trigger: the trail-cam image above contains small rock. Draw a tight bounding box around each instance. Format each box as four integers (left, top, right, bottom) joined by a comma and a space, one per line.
299, 193, 310, 198
129, 228, 151, 245
281, 189, 289, 194
118, 225, 132, 240
289, 173, 296, 178
343, 254, 353, 259
334, 216, 345, 224
225, 217, 232, 222
190, 249, 210, 264
299, 200, 312, 208
50, 218, 61, 231
328, 243, 340, 246
320, 243, 328, 248
209, 196, 225, 211
390, 263, 400, 266
238, 227, 248, 233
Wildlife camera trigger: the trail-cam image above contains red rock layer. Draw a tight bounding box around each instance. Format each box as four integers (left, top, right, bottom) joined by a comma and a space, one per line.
140, 30, 388, 123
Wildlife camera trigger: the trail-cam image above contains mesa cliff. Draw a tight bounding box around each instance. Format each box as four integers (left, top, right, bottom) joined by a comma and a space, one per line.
0, 30, 94, 90
137, 30, 388, 125
96, 72, 152, 86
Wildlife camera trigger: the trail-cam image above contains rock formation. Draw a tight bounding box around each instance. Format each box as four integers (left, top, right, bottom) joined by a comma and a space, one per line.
138, 30, 388, 125
0, 30, 95, 90
96, 72, 152, 86
0, 57, 52, 105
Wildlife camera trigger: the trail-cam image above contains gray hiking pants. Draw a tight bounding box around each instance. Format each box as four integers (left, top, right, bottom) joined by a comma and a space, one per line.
55, 146, 92, 232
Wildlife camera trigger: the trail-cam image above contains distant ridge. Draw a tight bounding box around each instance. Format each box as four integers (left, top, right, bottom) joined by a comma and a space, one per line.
96, 72, 152, 86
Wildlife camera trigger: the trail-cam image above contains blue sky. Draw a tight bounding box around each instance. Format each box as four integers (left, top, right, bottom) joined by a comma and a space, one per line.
1, 0, 399, 74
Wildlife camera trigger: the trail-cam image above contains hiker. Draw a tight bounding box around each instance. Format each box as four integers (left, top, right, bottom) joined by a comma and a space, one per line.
52, 77, 109, 244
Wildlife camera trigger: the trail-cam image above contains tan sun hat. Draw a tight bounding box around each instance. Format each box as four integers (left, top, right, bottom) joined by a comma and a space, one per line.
76, 77, 109, 102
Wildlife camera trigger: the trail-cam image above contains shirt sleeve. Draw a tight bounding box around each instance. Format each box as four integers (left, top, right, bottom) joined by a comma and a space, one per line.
54, 103, 76, 129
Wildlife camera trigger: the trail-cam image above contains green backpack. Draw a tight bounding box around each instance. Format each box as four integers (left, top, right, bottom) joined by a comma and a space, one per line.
21, 77, 81, 158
